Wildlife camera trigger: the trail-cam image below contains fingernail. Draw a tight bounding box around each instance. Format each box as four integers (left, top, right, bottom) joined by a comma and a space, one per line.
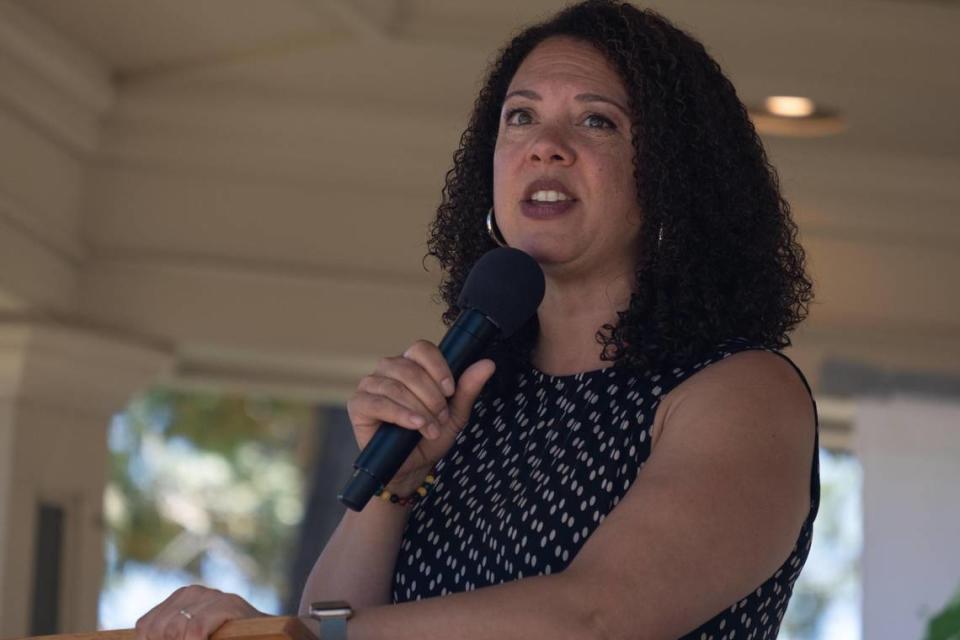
438, 408, 450, 424
411, 414, 426, 427
441, 378, 455, 396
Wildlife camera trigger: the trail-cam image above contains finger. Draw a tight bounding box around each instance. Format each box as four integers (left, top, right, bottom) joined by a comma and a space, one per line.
403, 340, 456, 398
182, 616, 206, 640
357, 375, 448, 438
157, 584, 214, 640
448, 359, 496, 428
162, 612, 188, 640
182, 593, 230, 640
376, 355, 451, 425
138, 586, 191, 640
357, 375, 437, 419
348, 390, 438, 437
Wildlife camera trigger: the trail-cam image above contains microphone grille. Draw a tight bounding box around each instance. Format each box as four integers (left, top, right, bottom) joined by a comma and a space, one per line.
457, 248, 545, 337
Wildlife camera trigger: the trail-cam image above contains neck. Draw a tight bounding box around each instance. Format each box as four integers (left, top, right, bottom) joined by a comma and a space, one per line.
530, 264, 635, 376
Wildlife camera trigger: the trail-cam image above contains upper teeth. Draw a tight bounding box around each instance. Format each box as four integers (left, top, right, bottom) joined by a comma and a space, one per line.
530, 190, 570, 202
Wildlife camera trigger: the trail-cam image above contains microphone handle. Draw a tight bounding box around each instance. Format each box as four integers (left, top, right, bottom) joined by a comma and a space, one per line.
338, 309, 499, 511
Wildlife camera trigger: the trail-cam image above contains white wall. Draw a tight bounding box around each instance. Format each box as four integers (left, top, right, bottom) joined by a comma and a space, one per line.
855, 395, 960, 640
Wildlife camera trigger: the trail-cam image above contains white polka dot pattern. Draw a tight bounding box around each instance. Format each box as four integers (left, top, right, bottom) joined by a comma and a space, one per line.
391, 338, 820, 640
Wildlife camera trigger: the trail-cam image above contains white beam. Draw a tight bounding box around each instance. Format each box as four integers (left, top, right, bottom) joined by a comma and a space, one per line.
305, 0, 403, 42
0, 2, 115, 155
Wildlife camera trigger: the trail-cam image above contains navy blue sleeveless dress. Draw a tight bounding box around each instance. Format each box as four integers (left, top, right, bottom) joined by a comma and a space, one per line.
391, 337, 820, 639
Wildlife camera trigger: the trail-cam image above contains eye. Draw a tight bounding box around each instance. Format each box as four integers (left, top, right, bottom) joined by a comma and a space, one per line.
583, 113, 616, 130
504, 108, 533, 126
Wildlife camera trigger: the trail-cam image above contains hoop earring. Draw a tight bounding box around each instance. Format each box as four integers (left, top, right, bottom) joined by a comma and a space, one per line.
486, 207, 507, 247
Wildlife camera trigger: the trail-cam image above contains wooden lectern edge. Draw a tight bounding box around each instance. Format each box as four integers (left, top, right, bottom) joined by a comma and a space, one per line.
11, 616, 320, 640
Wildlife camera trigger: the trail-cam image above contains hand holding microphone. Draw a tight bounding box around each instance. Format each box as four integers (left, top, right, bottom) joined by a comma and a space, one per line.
346, 341, 497, 496
339, 247, 545, 511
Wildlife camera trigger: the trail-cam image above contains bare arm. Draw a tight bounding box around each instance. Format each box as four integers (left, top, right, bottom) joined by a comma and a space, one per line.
298, 495, 413, 611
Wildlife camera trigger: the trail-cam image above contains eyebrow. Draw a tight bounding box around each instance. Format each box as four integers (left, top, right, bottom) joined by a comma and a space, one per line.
503, 89, 629, 117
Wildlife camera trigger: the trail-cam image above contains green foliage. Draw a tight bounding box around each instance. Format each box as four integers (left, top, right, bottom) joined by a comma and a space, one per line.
103, 387, 314, 603
925, 586, 960, 640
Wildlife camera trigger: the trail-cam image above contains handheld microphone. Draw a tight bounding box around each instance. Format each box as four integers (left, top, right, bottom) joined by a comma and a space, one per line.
338, 247, 545, 511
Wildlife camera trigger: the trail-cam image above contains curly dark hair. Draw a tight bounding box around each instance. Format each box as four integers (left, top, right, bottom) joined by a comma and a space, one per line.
425, 0, 813, 378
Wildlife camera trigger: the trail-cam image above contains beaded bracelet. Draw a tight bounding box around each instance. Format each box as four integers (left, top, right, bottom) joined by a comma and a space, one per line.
374, 468, 438, 507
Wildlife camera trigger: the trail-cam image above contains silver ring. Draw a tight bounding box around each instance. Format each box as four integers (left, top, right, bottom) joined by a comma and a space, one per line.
178, 609, 193, 620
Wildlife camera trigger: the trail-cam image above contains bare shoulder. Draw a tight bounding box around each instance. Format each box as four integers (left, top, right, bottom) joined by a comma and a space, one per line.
651, 349, 815, 450
646, 347, 817, 561
567, 349, 818, 638
647, 347, 818, 541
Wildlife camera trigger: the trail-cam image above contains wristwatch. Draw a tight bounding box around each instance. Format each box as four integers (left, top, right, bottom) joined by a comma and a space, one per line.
309, 600, 353, 640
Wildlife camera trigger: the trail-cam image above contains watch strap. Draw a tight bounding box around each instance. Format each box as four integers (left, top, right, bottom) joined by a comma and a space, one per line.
317, 617, 347, 640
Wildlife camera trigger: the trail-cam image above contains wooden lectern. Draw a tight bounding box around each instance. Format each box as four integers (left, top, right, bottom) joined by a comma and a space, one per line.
12, 617, 321, 640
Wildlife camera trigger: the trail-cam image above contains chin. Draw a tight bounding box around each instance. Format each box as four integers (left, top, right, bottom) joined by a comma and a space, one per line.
510, 238, 578, 268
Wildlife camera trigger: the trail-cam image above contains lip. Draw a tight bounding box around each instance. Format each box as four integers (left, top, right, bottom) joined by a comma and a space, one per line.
521, 199, 577, 219
522, 177, 578, 202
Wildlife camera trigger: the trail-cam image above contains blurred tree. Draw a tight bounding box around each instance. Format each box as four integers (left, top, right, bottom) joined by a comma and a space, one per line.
103, 387, 315, 609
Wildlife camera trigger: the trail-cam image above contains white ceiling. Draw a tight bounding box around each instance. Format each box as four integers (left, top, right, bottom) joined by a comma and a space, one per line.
16, 0, 959, 148
18, 0, 960, 197
5, 0, 960, 392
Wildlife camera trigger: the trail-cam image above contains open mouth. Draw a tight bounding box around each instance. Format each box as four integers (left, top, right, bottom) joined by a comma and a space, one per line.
521, 195, 577, 218
526, 189, 575, 203
520, 179, 578, 218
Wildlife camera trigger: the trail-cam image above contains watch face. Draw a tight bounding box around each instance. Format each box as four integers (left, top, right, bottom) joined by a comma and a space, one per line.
309, 600, 353, 619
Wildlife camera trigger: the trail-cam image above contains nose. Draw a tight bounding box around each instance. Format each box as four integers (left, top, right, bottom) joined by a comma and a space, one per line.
528, 126, 575, 166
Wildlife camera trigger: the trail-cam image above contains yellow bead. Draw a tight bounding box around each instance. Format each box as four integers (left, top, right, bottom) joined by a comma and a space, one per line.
425, 475, 436, 483
417, 486, 428, 496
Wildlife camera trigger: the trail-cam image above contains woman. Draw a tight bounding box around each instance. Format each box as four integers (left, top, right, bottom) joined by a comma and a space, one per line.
136, 1, 818, 638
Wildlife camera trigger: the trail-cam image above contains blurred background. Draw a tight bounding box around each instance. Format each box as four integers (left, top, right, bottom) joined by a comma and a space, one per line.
0, 1, 958, 639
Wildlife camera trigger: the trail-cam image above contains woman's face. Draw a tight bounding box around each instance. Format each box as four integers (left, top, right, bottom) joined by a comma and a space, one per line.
493, 36, 643, 279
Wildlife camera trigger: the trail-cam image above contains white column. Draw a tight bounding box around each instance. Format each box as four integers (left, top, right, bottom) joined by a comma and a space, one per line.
854, 394, 960, 640
0, 319, 171, 637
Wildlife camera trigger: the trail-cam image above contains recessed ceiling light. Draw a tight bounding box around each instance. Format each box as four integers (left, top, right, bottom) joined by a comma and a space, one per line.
748, 95, 846, 138
765, 96, 816, 118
